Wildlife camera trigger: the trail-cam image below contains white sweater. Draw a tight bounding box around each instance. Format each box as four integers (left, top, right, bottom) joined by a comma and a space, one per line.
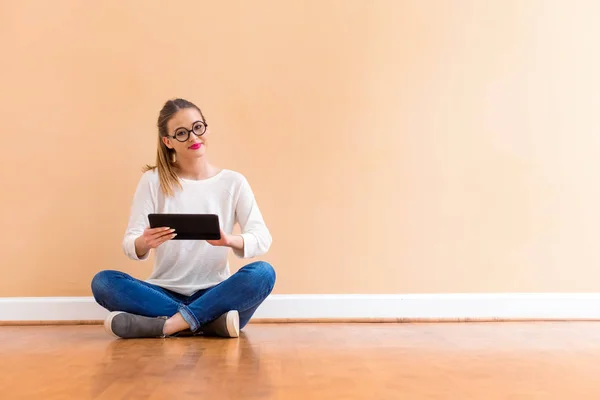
122, 169, 272, 296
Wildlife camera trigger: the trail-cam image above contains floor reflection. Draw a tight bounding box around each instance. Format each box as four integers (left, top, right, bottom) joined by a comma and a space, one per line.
90, 331, 274, 399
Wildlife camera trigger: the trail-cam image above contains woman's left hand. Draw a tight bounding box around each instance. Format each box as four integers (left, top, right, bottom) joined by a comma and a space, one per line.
207, 229, 231, 247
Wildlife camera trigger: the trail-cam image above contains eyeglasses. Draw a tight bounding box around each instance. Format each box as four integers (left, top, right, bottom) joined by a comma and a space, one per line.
168, 120, 208, 142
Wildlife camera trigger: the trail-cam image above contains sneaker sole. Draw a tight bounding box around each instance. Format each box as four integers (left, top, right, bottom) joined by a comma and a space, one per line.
104, 311, 125, 339
226, 310, 240, 338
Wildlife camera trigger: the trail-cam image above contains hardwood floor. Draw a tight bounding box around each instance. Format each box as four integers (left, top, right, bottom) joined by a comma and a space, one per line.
1, 322, 600, 399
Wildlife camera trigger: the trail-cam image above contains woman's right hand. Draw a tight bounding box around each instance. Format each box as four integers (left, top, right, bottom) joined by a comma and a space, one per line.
134, 227, 176, 258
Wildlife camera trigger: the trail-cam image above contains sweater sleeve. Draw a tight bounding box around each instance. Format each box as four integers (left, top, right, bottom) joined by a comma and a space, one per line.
232, 176, 272, 259
122, 172, 155, 261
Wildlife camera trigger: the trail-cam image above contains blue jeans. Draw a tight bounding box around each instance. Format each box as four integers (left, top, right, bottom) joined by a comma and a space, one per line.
91, 261, 276, 332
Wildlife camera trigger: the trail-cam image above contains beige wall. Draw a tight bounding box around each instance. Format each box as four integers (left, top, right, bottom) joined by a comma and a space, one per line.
1, 0, 599, 296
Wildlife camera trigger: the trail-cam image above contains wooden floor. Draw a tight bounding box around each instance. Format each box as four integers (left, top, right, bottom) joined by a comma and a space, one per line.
2, 322, 600, 399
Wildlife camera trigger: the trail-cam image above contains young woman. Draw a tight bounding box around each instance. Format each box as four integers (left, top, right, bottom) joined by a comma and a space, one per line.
91, 98, 275, 339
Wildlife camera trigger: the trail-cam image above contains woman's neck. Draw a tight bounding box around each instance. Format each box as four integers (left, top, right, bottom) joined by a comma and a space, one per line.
175, 158, 218, 180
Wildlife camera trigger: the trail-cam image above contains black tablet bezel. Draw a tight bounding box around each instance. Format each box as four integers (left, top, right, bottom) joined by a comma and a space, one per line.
147, 213, 221, 240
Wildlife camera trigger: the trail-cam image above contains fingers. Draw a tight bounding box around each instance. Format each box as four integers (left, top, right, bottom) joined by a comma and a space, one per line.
154, 232, 177, 246
154, 228, 175, 238
146, 227, 174, 239
147, 227, 173, 235
145, 227, 176, 248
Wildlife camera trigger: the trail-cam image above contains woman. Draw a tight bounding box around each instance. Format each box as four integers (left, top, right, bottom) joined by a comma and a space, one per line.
91, 98, 275, 339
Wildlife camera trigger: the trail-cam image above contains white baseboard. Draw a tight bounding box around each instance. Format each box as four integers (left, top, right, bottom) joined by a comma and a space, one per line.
2, 294, 600, 322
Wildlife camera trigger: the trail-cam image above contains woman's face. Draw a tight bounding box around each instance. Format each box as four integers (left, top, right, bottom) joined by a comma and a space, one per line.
163, 108, 209, 159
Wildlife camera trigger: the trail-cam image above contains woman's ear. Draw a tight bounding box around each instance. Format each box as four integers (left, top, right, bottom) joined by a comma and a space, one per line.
162, 136, 173, 149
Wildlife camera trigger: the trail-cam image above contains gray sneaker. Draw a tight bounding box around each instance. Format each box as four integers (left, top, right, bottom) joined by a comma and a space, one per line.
200, 310, 240, 338
104, 311, 167, 339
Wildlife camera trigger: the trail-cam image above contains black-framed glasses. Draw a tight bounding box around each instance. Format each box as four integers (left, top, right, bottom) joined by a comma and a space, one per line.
169, 120, 208, 142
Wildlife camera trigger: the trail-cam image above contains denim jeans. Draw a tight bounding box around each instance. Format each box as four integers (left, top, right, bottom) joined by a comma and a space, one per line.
91, 261, 276, 332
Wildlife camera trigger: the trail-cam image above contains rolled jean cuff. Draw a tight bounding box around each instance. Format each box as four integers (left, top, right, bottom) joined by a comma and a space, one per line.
178, 305, 200, 332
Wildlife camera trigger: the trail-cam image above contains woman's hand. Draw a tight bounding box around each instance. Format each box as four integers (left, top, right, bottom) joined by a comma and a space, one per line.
207, 228, 244, 251
206, 228, 231, 247
135, 227, 176, 258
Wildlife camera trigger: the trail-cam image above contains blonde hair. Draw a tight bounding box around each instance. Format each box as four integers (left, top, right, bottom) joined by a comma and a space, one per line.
143, 98, 206, 197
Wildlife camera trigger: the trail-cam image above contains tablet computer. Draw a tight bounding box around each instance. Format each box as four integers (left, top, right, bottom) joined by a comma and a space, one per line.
148, 213, 221, 240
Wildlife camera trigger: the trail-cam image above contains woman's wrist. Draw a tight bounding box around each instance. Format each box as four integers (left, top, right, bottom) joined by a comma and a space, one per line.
226, 234, 244, 251
134, 235, 150, 258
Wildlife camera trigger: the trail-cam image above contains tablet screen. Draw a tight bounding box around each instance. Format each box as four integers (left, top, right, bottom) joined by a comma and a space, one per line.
148, 213, 221, 240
